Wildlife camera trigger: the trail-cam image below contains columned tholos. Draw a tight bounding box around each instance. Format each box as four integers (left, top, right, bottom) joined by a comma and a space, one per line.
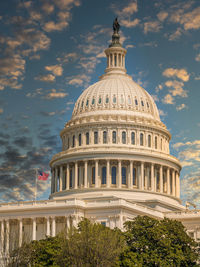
118, 160, 122, 188
95, 160, 98, 188
74, 162, 78, 189
84, 161, 88, 188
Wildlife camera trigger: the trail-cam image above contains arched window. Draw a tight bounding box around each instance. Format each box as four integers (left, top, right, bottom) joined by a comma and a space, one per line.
86, 99, 89, 106
112, 131, 116, 144
79, 133, 81, 146
70, 169, 73, 188
111, 166, 116, 184
135, 99, 138, 105
148, 135, 151, 148
140, 133, 144, 146
103, 131, 107, 144
113, 95, 116, 103
155, 136, 157, 149
86, 132, 89, 145
131, 132, 135, 145
72, 135, 75, 147
141, 100, 144, 106
102, 167, 106, 184
147, 102, 149, 108
122, 167, 126, 185
106, 96, 109, 104
81, 101, 84, 108
94, 131, 98, 144
92, 167, 95, 184
98, 97, 102, 104
133, 168, 136, 185
122, 131, 126, 144
92, 98, 95, 105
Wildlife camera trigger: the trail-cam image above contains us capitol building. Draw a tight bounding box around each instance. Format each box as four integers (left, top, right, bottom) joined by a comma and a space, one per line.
0, 20, 200, 254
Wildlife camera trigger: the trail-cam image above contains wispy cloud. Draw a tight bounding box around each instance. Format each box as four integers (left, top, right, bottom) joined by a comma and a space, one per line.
44, 89, 68, 99
35, 74, 55, 82
144, 21, 162, 34
45, 64, 63, 76
176, 103, 187, 111
162, 68, 190, 82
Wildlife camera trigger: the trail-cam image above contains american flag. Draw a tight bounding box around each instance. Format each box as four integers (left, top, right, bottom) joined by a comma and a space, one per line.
38, 171, 49, 181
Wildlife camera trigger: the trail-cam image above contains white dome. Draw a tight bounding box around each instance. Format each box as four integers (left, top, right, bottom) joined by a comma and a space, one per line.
72, 73, 160, 122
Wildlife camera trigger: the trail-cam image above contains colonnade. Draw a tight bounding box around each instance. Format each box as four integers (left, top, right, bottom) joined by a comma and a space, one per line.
0, 215, 79, 253
51, 159, 180, 198
107, 52, 125, 68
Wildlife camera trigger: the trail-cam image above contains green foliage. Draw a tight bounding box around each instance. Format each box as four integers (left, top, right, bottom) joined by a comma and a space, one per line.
119, 216, 199, 267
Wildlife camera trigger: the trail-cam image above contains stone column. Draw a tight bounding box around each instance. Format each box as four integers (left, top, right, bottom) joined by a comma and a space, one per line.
106, 160, 110, 188
19, 218, 23, 247
59, 166, 63, 191
118, 160, 122, 188
176, 171, 180, 198
160, 165, 163, 193
51, 169, 54, 194
172, 170, 175, 196
52, 217, 56, 237
151, 163, 155, 191
84, 161, 88, 188
0, 220, 4, 253
5, 220, 9, 254
144, 166, 148, 190
32, 218, 36, 241
129, 161, 133, 189
55, 167, 58, 192
46, 217, 50, 236
74, 162, 78, 189
66, 164, 69, 190
95, 160, 98, 188
167, 167, 170, 194
140, 162, 144, 190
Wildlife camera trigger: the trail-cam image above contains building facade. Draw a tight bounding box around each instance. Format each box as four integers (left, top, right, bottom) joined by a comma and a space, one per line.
0, 21, 200, 255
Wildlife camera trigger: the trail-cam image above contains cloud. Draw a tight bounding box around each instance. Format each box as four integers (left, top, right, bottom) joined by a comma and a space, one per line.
165, 80, 187, 97
168, 28, 182, 41
57, 52, 78, 63
125, 44, 135, 49
35, 74, 55, 82
157, 11, 168, 21
45, 64, 63, 76
144, 21, 162, 34
195, 54, 200, 62
40, 111, 56, 116
162, 68, 190, 82
180, 7, 200, 30
44, 89, 68, 99
176, 103, 187, 111
158, 109, 167, 117
67, 74, 90, 87
121, 1, 138, 15
162, 94, 174, 104
43, 20, 68, 32
121, 18, 140, 28
0, 108, 3, 114
42, 3, 55, 14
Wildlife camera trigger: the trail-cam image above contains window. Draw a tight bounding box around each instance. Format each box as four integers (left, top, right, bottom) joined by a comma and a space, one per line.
135, 99, 138, 105
106, 96, 109, 104
112, 131, 116, 144
147, 102, 149, 108
92, 98, 95, 105
148, 135, 151, 148
70, 169, 73, 188
81, 101, 84, 108
140, 133, 144, 146
92, 167, 95, 184
114, 54, 117, 66
155, 136, 157, 149
161, 138, 162, 150
72, 135, 75, 147
112, 166, 116, 184
131, 132, 135, 145
79, 133, 81, 146
122, 167, 126, 185
113, 95, 116, 103
133, 168, 136, 185
94, 131, 98, 144
98, 97, 102, 104
156, 171, 160, 191
122, 131, 126, 144
86, 99, 89, 106
103, 131, 107, 144
102, 167, 106, 184
67, 138, 69, 149
86, 132, 89, 145
141, 100, 144, 106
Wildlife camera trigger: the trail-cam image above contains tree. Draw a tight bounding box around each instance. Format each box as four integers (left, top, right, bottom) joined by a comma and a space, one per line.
56, 218, 125, 267
9, 218, 125, 267
119, 216, 199, 267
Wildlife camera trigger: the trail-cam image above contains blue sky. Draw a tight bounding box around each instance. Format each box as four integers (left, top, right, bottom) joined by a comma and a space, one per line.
0, 0, 200, 206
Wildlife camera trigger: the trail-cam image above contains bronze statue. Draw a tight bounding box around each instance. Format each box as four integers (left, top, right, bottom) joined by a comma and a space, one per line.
113, 17, 120, 33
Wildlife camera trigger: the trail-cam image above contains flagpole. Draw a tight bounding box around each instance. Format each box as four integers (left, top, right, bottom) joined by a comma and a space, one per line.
35, 168, 38, 202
